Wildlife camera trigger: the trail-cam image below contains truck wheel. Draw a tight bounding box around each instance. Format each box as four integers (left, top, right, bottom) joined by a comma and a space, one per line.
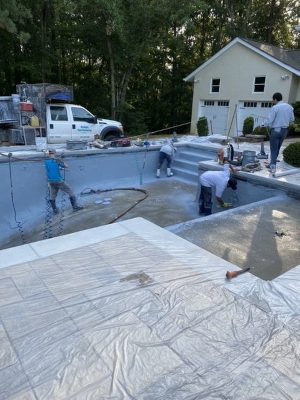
103, 132, 120, 141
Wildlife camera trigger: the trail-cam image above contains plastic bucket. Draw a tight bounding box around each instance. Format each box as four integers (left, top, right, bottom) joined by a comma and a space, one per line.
20, 102, 33, 111
12, 94, 20, 104
242, 150, 256, 165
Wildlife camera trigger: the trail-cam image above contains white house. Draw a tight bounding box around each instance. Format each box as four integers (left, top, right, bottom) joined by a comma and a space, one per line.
184, 37, 300, 136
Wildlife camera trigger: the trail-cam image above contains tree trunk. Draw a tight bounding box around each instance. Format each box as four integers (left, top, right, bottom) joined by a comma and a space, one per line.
267, 0, 276, 43
106, 33, 116, 119
117, 61, 134, 120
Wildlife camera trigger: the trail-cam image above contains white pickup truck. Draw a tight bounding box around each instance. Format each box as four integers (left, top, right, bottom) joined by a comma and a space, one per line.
0, 84, 124, 145
0, 83, 124, 144
46, 103, 124, 144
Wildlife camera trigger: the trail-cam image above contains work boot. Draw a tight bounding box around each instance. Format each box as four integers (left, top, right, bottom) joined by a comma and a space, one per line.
156, 169, 160, 178
167, 168, 173, 177
49, 200, 59, 214
199, 204, 205, 215
270, 164, 276, 176
70, 196, 83, 211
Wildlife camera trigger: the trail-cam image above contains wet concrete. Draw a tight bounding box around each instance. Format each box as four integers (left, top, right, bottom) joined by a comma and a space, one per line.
5, 177, 281, 265
4, 170, 300, 281
170, 194, 300, 280
5, 179, 200, 248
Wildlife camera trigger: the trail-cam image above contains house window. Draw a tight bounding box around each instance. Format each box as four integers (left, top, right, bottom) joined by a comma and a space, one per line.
211, 78, 220, 93
254, 76, 265, 92
204, 100, 215, 106
218, 101, 229, 106
261, 101, 273, 108
244, 101, 257, 107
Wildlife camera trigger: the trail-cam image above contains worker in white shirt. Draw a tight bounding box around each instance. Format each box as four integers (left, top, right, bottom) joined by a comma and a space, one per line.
199, 162, 237, 215
156, 140, 176, 178
263, 92, 294, 173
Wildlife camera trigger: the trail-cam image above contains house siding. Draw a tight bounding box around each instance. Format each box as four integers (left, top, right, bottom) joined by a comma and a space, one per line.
190, 42, 297, 135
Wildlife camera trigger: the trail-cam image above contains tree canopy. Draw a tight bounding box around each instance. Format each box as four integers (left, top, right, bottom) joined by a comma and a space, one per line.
0, 0, 299, 135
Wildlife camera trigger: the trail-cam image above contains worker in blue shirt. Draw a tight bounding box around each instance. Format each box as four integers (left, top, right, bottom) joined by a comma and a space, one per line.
45, 149, 83, 214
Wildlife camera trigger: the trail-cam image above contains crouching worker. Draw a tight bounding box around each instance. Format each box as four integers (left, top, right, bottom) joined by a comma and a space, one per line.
45, 149, 83, 214
199, 162, 237, 215
156, 140, 176, 178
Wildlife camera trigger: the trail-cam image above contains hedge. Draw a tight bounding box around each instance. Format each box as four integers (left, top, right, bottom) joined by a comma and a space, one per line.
282, 142, 300, 167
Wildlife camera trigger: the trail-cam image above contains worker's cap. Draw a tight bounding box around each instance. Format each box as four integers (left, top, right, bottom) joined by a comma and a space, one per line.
228, 177, 237, 190
48, 149, 56, 154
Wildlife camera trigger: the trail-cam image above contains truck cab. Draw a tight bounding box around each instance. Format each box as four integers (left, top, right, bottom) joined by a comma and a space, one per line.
46, 104, 123, 144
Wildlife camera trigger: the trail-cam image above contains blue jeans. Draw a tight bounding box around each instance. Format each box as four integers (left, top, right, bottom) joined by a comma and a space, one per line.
158, 151, 172, 168
270, 127, 288, 166
199, 185, 212, 215
49, 182, 74, 200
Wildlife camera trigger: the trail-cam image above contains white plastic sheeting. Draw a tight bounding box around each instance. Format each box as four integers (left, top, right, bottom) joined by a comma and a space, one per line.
0, 230, 299, 399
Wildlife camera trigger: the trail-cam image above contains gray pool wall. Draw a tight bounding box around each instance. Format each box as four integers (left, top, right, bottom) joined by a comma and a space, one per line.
0, 147, 156, 245
1, 143, 218, 246
0, 143, 291, 249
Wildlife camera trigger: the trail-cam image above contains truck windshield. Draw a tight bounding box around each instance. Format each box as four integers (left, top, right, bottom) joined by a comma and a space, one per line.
71, 106, 94, 123
50, 106, 68, 121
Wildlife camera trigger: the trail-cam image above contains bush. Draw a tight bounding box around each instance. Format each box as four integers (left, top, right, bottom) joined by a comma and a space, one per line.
292, 101, 300, 119
252, 126, 269, 139
289, 102, 300, 136
243, 116, 254, 135
197, 117, 209, 136
283, 142, 300, 167
288, 120, 300, 136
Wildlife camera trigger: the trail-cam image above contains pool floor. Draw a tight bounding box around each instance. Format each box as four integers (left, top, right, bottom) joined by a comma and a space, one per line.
170, 194, 300, 280
4, 177, 300, 280
4, 177, 273, 247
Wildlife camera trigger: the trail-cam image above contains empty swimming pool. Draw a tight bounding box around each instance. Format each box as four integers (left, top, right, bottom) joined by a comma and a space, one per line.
1, 144, 299, 282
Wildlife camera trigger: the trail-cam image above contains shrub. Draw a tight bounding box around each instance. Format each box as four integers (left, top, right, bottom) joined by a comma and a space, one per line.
252, 126, 269, 139
197, 117, 209, 136
243, 116, 254, 135
283, 142, 300, 167
292, 101, 300, 119
288, 120, 300, 136
289, 102, 300, 136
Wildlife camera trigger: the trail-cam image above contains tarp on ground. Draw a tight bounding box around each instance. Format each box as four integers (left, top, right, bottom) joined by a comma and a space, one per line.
0, 230, 299, 399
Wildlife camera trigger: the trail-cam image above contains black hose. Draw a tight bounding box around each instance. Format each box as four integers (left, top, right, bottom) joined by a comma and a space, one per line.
7, 153, 26, 244
80, 187, 149, 224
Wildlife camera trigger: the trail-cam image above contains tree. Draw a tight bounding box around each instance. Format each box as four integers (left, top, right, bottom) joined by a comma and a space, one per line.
0, 0, 31, 93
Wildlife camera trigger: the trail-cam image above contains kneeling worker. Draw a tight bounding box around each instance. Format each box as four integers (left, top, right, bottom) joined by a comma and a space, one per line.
157, 140, 176, 178
45, 149, 83, 214
199, 162, 238, 215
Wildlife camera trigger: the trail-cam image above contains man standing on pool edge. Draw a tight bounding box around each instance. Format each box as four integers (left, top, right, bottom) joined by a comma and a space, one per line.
263, 92, 294, 174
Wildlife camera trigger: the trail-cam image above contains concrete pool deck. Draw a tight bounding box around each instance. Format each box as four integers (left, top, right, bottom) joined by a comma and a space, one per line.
0, 137, 300, 399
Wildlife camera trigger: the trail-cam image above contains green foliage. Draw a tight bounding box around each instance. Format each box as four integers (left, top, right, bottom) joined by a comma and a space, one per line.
243, 117, 254, 136
197, 117, 209, 136
288, 123, 300, 136
0, 0, 299, 134
252, 126, 268, 138
0, 0, 31, 33
289, 102, 300, 136
292, 101, 300, 119
283, 143, 300, 167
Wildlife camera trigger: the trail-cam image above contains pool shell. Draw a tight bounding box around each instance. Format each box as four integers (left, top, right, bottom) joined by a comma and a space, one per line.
1, 144, 300, 281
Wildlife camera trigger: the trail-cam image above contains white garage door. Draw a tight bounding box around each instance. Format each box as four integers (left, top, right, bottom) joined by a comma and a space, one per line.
237, 101, 273, 135
198, 100, 229, 135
